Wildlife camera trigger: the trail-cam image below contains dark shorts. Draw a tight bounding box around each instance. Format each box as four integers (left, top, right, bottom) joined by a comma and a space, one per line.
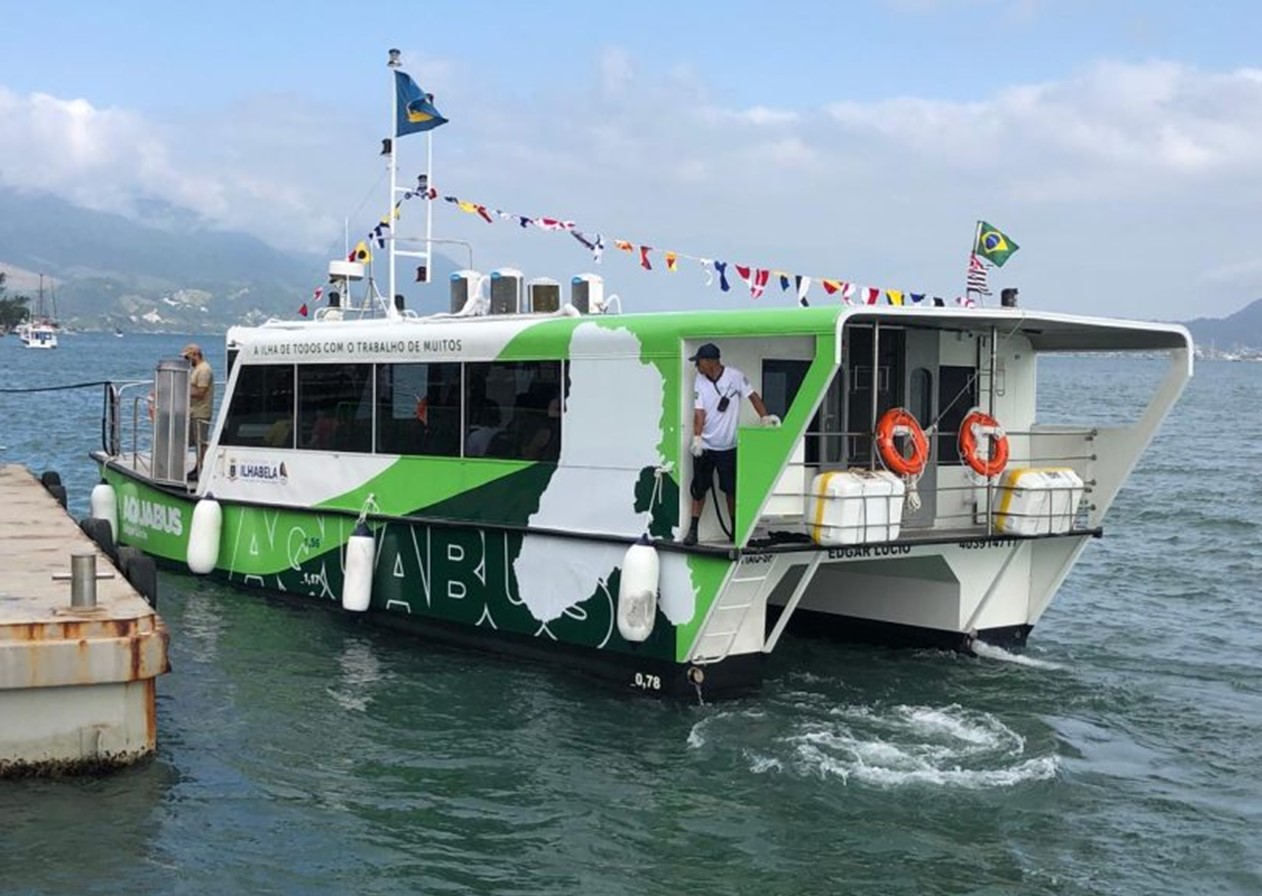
691, 448, 737, 500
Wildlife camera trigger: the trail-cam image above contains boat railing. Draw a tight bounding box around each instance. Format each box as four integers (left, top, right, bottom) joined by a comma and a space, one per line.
751, 425, 1098, 543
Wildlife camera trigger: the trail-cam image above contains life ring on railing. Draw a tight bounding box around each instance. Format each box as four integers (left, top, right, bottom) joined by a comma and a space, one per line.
958, 409, 1010, 478
875, 408, 930, 477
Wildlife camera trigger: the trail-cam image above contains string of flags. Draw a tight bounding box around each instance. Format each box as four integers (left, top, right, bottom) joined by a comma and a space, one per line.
307, 173, 1020, 315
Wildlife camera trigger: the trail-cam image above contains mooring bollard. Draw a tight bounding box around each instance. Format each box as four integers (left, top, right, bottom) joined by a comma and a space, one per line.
70, 550, 98, 609
51, 551, 117, 608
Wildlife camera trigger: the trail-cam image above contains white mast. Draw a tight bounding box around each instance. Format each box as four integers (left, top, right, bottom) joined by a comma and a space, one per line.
386, 48, 433, 317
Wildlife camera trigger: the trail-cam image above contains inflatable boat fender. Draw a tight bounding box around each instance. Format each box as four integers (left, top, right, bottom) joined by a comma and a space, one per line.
186, 495, 222, 575
617, 536, 659, 643
342, 522, 375, 612
89, 479, 118, 544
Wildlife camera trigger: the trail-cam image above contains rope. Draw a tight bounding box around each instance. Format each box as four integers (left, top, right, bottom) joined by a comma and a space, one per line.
0, 379, 113, 393
354, 493, 380, 526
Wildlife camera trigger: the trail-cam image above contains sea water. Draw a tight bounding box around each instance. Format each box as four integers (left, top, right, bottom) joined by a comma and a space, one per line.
1, 332, 1259, 894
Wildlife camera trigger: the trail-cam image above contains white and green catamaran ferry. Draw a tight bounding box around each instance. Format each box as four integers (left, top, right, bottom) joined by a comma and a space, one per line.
89, 55, 1192, 699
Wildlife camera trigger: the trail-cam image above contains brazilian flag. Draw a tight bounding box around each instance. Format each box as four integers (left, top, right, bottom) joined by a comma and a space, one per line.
975, 221, 1019, 267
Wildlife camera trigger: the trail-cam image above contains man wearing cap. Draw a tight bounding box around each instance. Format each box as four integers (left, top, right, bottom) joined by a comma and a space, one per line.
182, 343, 214, 476
683, 343, 779, 546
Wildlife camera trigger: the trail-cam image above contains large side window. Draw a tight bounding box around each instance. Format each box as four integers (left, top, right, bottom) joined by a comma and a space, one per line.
296, 364, 374, 453
220, 364, 295, 448
761, 358, 821, 464
375, 362, 462, 457
937, 365, 976, 465
464, 361, 562, 461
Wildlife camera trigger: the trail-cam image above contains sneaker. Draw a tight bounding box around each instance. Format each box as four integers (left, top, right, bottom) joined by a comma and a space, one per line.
682, 529, 698, 546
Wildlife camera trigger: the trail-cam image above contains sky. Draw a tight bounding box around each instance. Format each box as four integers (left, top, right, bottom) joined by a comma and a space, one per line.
1, 0, 1261, 320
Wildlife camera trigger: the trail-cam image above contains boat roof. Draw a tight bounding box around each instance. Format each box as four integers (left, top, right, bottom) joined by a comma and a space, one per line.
225, 304, 1192, 360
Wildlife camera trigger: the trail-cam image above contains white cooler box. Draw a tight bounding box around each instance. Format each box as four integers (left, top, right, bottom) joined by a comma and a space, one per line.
806, 469, 905, 545
991, 467, 1085, 536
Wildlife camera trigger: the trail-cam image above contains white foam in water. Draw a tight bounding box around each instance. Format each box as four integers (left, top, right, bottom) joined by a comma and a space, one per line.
738, 702, 1056, 789
971, 639, 1065, 670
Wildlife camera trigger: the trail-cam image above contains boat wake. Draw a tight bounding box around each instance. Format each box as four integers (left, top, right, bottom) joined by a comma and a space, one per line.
971, 639, 1064, 670
688, 701, 1057, 789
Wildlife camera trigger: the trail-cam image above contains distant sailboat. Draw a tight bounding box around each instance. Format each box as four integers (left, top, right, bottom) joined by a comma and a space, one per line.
19, 274, 59, 349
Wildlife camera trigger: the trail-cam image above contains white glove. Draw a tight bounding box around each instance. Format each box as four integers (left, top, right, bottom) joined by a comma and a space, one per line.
690, 435, 705, 457
759, 414, 782, 428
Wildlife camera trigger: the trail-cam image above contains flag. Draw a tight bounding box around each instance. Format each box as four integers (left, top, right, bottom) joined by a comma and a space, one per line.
966, 253, 992, 295
750, 268, 770, 299
795, 275, 812, 307
348, 241, 371, 264
975, 221, 1019, 267
640, 246, 653, 270
714, 261, 731, 292
312, 287, 323, 303
394, 71, 448, 136
699, 259, 714, 287
862, 287, 880, 305
298, 303, 309, 317
665, 251, 678, 272
572, 230, 604, 263
886, 289, 904, 306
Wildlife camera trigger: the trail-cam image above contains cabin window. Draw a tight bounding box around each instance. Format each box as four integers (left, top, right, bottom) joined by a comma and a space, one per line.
220, 364, 295, 448
296, 364, 374, 453
375, 362, 462, 457
910, 367, 933, 430
464, 361, 562, 461
937, 365, 976, 465
761, 359, 820, 464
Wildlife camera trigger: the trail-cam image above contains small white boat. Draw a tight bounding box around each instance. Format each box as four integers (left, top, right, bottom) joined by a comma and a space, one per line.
19, 275, 59, 350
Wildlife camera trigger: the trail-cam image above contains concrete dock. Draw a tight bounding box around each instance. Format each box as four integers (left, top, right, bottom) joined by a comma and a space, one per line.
0, 465, 169, 776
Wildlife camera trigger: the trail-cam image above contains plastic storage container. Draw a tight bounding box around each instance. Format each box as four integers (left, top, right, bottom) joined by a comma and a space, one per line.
991, 467, 1085, 536
806, 469, 906, 545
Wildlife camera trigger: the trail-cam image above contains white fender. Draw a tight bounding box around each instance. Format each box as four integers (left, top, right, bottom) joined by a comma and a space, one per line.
342, 523, 375, 612
89, 480, 118, 544
186, 495, 222, 575
617, 536, 659, 643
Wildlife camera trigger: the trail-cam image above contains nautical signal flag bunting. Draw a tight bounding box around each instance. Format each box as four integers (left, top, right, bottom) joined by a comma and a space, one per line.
975, 221, 1019, 267
394, 71, 447, 136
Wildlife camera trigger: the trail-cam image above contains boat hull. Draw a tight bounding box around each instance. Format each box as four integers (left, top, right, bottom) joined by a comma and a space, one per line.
97, 461, 757, 699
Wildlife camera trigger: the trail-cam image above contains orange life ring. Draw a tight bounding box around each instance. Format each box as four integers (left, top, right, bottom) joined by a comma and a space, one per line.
958, 409, 1009, 478
876, 408, 930, 477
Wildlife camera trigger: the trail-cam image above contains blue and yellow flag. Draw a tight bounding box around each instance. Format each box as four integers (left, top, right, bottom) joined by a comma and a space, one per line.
395, 70, 448, 136
975, 221, 1019, 267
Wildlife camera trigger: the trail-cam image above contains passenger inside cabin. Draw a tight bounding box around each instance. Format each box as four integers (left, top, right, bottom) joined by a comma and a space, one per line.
465, 401, 502, 457
306, 407, 339, 449
263, 416, 294, 448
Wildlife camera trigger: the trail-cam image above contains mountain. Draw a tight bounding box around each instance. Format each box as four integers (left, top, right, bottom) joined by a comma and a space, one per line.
0, 187, 461, 332
1179, 298, 1262, 352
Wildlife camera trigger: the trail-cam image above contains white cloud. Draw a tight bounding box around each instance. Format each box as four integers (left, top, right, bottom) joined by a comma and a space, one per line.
4, 57, 1262, 317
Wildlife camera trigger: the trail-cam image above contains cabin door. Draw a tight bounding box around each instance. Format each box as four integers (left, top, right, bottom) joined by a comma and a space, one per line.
901, 329, 939, 528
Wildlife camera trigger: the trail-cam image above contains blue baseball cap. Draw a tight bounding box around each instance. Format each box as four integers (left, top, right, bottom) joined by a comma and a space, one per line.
688, 343, 721, 362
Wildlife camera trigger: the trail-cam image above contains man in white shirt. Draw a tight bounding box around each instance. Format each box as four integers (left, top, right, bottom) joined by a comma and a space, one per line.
683, 343, 779, 546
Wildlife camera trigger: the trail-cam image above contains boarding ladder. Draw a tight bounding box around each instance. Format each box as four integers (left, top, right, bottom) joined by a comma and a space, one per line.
689, 556, 779, 665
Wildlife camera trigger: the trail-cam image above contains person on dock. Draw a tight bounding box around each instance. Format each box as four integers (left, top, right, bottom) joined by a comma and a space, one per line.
183, 343, 213, 477
683, 343, 779, 546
